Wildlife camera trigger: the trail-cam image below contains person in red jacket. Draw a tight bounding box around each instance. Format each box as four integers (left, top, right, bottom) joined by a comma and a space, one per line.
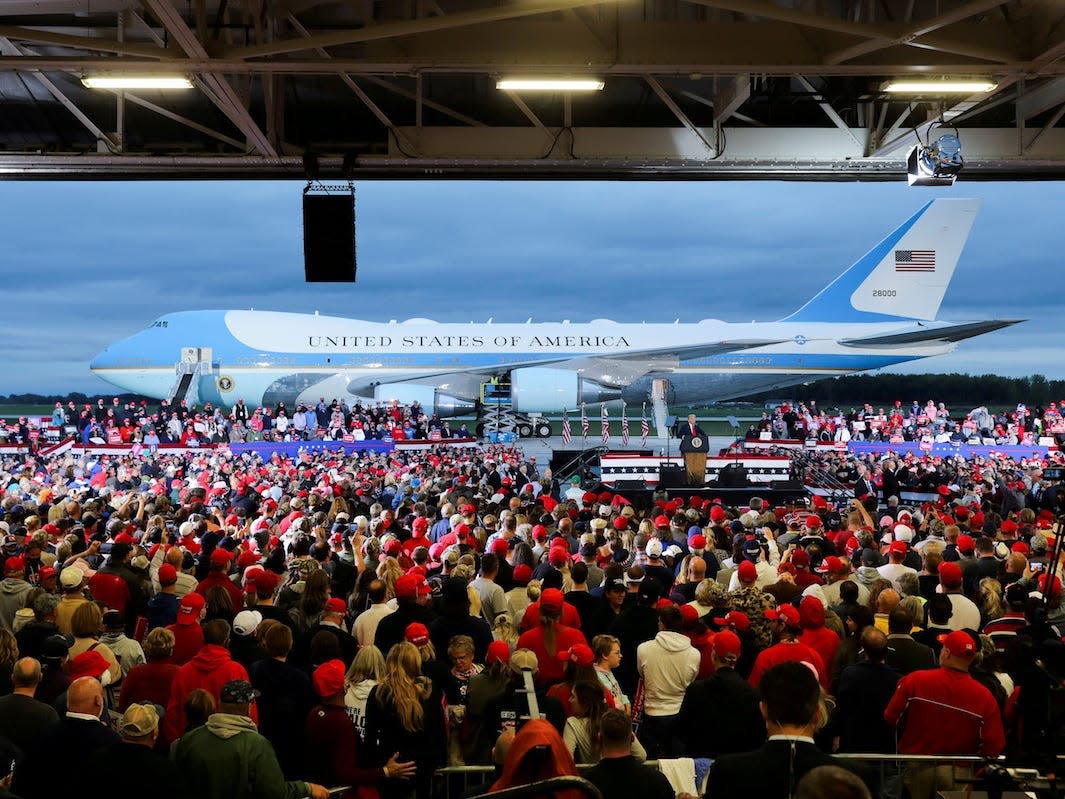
304, 659, 416, 799
516, 589, 587, 687
166, 592, 205, 666
163, 618, 255, 744
747, 604, 828, 692
118, 627, 180, 711
194, 548, 244, 611
884, 629, 1005, 799
797, 595, 840, 676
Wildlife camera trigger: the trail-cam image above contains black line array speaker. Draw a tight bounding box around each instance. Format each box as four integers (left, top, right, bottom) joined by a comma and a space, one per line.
303, 192, 356, 282
658, 464, 687, 489
613, 480, 647, 491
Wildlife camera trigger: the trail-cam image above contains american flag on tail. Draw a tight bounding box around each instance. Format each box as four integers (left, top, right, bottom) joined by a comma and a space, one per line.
641, 403, 649, 447
562, 408, 571, 446
622, 404, 630, 446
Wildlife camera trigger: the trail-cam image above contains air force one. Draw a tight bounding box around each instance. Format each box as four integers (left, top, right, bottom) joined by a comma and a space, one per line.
92, 198, 1018, 435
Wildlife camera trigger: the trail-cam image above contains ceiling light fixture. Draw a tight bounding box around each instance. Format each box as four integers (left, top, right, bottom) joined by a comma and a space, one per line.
882, 79, 997, 94
496, 78, 605, 92
81, 75, 194, 90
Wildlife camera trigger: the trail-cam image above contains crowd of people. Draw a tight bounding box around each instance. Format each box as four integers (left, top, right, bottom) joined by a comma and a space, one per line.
2, 395, 473, 448
747, 398, 1065, 447
0, 396, 1059, 799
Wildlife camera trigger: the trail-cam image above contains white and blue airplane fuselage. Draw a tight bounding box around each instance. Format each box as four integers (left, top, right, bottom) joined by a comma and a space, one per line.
90, 199, 1018, 414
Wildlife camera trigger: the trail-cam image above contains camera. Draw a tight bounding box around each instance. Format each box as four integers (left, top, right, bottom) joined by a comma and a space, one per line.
1042, 466, 1065, 481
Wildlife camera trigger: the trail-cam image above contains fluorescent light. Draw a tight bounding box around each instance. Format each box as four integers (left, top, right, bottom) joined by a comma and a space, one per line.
882, 79, 996, 94
81, 75, 194, 90
496, 78, 604, 92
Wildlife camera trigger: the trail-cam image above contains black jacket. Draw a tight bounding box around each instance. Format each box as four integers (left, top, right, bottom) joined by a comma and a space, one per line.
707, 739, 875, 799
677, 666, 766, 757
884, 634, 937, 675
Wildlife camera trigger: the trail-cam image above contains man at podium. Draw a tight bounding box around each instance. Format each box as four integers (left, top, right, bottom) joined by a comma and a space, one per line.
678, 414, 710, 484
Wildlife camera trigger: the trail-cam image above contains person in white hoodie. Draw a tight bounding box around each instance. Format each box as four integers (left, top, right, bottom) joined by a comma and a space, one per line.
635, 604, 700, 758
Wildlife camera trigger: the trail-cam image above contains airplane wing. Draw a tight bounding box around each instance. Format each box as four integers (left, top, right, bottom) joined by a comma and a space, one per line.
346, 338, 785, 396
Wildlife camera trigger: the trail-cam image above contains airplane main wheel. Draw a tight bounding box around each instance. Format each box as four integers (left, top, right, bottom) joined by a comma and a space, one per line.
475, 423, 486, 437
535, 422, 552, 438
517, 423, 534, 438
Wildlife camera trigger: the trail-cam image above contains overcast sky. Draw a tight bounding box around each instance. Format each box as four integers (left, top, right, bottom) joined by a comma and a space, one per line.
1, 178, 1060, 395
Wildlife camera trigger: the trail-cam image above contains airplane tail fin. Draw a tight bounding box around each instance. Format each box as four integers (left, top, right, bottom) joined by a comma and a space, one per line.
782, 198, 980, 323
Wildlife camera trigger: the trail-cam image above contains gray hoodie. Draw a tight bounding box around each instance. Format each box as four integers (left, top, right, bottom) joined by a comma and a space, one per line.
0, 578, 32, 632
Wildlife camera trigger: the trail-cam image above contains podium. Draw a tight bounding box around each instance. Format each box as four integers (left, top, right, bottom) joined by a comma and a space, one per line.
678, 430, 710, 484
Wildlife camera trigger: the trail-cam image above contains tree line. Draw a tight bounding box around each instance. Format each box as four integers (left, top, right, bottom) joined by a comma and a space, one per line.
743, 373, 1064, 408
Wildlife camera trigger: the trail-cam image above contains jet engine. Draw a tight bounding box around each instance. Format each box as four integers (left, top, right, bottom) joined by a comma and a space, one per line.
372, 384, 474, 417
510, 367, 621, 412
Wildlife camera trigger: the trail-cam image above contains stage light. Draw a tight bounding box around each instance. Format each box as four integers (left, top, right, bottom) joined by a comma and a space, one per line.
907, 132, 964, 187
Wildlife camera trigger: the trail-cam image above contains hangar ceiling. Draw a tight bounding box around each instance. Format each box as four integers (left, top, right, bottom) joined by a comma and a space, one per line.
1, 0, 1065, 179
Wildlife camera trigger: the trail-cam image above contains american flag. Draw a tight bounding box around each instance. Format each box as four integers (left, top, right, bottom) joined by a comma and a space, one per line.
641, 403, 649, 447
895, 249, 935, 272
601, 404, 610, 444
621, 404, 630, 446
581, 404, 589, 445
562, 407, 571, 446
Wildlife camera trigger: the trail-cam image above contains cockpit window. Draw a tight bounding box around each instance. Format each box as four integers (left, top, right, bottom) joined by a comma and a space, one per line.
150, 320, 169, 329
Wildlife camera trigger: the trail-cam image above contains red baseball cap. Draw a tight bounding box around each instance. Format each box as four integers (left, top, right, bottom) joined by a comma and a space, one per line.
513, 564, 532, 585
557, 643, 594, 668
888, 541, 908, 556
938, 630, 977, 659
69, 650, 111, 682
323, 598, 347, 614
210, 548, 233, 566
539, 588, 564, 615
491, 538, 509, 556
956, 535, 976, 554
158, 563, 178, 586
712, 630, 741, 662
394, 574, 420, 599
678, 603, 699, 625
713, 610, 750, 632
689, 534, 707, 550
486, 640, 511, 665
737, 560, 758, 583
765, 604, 801, 628
176, 592, 205, 625
405, 622, 430, 647
938, 561, 963, 588
312, 659, 346, 697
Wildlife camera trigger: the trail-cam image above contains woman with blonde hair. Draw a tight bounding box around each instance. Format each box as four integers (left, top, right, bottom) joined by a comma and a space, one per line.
68, 602, 121, 685
345, 644, 385, 743
979, 577, 1004, 626
364, 641, 447, 799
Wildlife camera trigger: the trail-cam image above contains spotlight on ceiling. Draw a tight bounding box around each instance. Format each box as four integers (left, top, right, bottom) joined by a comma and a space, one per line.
496, 78, 605, 92
907, 128, 964, 187
882, 79, 997, 94
81, 75, 194, 90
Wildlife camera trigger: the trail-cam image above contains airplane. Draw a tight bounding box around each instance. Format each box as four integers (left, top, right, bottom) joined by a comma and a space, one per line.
91, 198, 1018, 436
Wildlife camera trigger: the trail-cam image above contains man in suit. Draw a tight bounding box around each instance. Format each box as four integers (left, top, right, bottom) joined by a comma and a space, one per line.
706, 660, 875, 799
677, 415, 709, 485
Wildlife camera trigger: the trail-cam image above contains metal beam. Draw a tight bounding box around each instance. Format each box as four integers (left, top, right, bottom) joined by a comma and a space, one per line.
795, 75, 863, 149
1016, 76, 1065, 122
361, 76, 484, 127
142, 0, 277, 157
824, 0, 1012, 65
0, 37, 113, 149
645, 76, 718, 155
713, 75, 750, 125
225, 0, 615, 59
0, 24, 167, 59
